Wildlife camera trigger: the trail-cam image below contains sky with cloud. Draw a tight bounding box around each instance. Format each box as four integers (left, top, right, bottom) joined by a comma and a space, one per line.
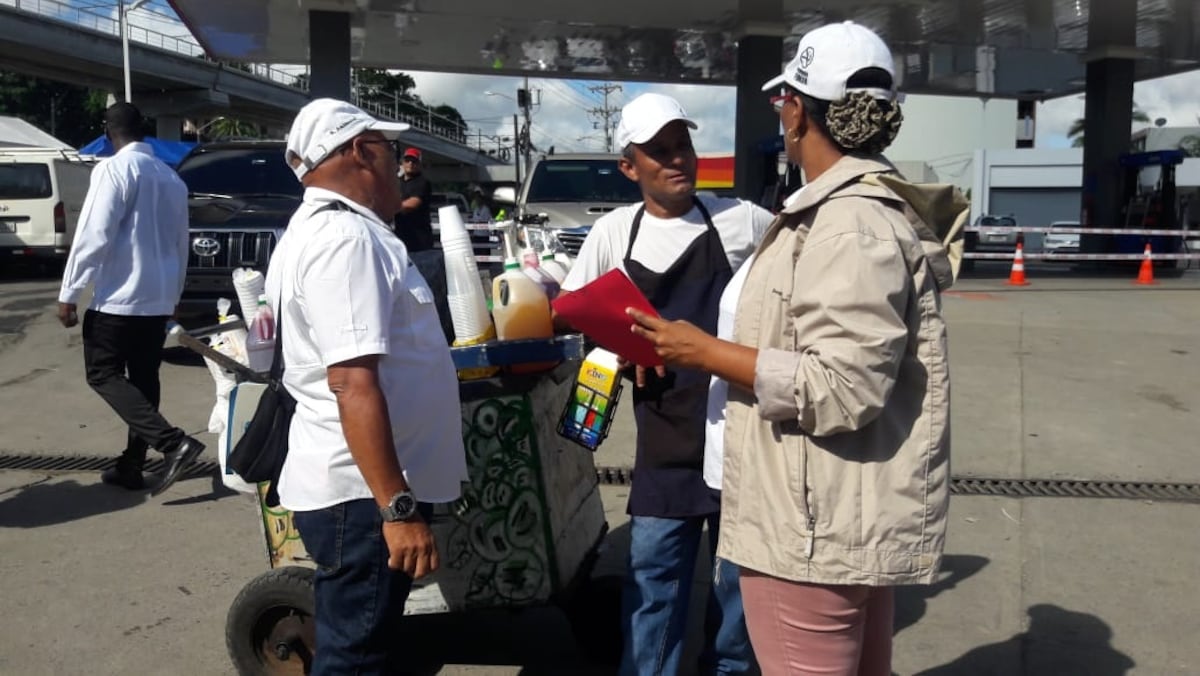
45, 0, 1200, 154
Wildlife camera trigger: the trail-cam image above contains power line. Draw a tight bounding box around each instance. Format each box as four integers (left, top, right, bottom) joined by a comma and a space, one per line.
587, 83, 623, 152
537, 80, 593, 112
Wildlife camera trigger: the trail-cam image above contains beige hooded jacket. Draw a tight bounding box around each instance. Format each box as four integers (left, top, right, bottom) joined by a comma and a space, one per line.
717, 154, 966, 586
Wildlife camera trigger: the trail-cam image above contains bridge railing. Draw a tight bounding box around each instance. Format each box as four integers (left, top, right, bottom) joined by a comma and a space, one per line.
3, 0, 471, 146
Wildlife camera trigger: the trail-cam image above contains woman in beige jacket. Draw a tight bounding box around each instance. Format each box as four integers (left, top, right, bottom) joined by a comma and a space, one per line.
628, 21, 956, 676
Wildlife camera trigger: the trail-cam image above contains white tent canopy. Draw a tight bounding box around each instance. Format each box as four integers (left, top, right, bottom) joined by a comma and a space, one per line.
0, 116, 73, 150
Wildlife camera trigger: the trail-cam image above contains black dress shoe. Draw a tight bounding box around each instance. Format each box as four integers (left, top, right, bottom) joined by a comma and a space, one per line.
100, 466, 145, 490
151, 437, 206, 497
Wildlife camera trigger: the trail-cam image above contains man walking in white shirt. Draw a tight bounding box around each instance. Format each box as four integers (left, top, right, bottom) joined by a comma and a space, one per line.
58, 102, 204, 496
266, 99, 468, 674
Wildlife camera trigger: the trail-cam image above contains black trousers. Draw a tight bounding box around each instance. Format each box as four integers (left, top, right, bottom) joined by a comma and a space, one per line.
82, 310, 183, 469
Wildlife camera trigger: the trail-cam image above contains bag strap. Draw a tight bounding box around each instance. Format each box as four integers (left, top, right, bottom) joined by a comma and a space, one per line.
267, 199, 352, 387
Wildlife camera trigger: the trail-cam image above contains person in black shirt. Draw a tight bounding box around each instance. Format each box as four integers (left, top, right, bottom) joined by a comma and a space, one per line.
394, 147, 434, 251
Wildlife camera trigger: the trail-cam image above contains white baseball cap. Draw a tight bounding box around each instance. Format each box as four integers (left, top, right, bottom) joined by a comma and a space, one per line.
761, 21, 898, 102
615, 93, 698, 150
285, 98, 410, 179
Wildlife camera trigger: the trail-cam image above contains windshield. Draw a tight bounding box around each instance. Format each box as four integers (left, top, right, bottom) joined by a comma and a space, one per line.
0, 163, 52, 200
978, 215, 1016, 226
525, 160, 641, 203
176, 148, 301, 199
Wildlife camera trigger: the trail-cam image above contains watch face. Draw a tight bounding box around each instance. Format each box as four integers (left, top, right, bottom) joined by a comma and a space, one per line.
391, 492, 417, 518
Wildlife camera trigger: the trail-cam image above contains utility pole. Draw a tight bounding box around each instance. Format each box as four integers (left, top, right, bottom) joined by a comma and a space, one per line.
516, 77, 539, 178
513, 114, 522, 189
587, 83, 623, 152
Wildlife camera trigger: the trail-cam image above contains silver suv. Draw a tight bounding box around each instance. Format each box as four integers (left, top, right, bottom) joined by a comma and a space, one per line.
492, 153, 641, 256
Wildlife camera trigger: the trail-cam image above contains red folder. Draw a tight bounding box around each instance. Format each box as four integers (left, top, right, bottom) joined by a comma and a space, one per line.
552, 269, 663, 367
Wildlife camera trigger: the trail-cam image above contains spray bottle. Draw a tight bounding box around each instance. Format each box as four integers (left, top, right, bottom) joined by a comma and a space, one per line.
531, 227, 570, 285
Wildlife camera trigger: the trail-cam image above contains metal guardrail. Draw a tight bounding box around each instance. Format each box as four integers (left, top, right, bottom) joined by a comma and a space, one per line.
2, 0, 472, 145
965, 225, 1200, 260
968, 226, 1196, 237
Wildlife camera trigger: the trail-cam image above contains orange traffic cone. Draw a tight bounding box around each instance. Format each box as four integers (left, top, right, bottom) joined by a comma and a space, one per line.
1135, 242, 1158, 285
1007, 243, 1030, 286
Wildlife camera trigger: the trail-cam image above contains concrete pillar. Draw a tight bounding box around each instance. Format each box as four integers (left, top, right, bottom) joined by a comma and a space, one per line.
1079, 0, 1137, 253
734, 35, 784, 204
309, 10, 351, 100
156, 115, 182, 141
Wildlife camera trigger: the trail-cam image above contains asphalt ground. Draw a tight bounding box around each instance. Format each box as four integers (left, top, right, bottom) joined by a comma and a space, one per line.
0, 260, 1197, 674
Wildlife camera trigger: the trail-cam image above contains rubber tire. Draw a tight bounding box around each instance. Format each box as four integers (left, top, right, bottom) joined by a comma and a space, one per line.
565, 574, 624, 666
226, 566, 317, 676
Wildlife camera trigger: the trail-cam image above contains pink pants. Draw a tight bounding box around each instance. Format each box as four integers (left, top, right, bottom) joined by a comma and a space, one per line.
739, 568, 895, 676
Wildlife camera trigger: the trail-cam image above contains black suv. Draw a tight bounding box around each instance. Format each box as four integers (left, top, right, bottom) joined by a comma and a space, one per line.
175, 140, 300, 319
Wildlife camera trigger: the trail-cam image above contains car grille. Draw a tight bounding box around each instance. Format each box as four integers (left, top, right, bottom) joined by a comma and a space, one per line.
189, 231, 276, 269
555, 230, 589, 256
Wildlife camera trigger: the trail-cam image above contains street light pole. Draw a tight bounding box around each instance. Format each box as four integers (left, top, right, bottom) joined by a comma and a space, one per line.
120, 0, 151, 104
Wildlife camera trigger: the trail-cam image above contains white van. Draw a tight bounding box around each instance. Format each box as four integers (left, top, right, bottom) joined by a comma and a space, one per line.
0, 147, 94, 261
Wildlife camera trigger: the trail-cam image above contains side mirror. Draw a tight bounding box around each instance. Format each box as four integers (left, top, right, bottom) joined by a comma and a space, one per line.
492, 186, 516, 205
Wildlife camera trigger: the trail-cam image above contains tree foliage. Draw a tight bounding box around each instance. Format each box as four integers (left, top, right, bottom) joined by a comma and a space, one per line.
1068, 104, 1151, 147
0, 71, 108, 148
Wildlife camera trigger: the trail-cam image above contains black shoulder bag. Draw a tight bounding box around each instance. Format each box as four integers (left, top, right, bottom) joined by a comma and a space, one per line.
227, 303, 293, 507
226, 200, 346, 507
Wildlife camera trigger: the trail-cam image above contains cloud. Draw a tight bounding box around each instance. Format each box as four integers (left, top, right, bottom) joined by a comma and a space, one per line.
407, 71, 738, 155
1037, 70, 1200, 148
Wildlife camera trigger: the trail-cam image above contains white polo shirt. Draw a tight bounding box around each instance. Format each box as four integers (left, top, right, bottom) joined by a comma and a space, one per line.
561, 194, 774, 292
264, 187, 467, 511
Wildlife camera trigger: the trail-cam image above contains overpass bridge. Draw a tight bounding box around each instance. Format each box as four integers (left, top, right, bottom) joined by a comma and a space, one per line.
0, 0, 506, 177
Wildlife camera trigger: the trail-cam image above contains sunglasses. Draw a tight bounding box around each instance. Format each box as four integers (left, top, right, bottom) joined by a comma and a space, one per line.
769, 90, 796, 113
358, 138, 402, 156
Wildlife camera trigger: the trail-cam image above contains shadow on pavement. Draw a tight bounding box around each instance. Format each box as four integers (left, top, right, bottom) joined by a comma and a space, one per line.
894, 553, 990, 636
914, 603, 1135, 676
393, 519, 631, 675
0, 259, 63, 283
0, 476, 147, 527
160, 470, 241, 506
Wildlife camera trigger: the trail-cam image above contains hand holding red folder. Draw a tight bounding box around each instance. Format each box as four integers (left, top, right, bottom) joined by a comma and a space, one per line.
551, 269, 663, 367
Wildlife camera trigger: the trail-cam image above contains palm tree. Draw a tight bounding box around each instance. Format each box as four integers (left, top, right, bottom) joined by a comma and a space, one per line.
1068, 104, 1151, 147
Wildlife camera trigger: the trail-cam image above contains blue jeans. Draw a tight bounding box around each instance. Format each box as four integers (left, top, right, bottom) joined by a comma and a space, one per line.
620, 513, 755, 675
292, 499, 430, 675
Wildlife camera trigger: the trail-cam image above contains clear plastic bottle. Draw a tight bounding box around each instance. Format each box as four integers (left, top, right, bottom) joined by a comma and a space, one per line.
245, 295, 275, 373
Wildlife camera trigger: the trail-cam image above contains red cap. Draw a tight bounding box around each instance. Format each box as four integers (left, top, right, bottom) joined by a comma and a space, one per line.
403, 147, 422, 160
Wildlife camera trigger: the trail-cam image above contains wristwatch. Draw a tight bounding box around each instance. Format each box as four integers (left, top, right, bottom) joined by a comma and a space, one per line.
380, 490, 418, 522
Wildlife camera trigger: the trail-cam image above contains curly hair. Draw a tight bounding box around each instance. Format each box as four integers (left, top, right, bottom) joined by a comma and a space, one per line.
824, 91, 903, 156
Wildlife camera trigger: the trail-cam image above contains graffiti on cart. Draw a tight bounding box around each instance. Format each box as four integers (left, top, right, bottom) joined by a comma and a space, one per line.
257, 482, 305, 567
446, 395, 551, 606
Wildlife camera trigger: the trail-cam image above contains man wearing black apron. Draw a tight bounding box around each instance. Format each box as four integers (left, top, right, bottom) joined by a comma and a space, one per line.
558, 94, 769, 675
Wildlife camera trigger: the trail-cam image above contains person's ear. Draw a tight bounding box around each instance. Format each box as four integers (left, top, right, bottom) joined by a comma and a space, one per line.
790, 95, 809, 139
617, 154, 639, 183
348, 137, 377, 170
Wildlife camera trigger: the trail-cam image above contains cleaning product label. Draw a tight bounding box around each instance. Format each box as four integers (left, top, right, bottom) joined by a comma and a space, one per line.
558, 349, 622, 450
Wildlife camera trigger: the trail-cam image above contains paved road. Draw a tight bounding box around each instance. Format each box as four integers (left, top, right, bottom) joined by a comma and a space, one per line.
1, 262, 1197, 674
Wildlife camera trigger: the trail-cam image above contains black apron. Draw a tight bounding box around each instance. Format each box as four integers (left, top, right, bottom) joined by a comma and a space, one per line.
624, 198, 732, 518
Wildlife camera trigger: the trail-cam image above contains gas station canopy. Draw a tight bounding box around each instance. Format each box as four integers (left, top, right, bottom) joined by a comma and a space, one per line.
168, 0, 1200, 99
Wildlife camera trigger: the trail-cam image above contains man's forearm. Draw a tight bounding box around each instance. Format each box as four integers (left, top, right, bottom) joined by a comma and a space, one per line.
336, 380, 410, 506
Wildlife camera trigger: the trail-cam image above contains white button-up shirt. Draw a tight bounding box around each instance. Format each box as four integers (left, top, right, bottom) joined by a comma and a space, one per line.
264, 187, 468, 511
58, 141, 189, 316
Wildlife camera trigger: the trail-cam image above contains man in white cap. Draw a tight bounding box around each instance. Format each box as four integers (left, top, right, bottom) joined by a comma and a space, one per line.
265, 98, 468, 674
559, 92, 773, 675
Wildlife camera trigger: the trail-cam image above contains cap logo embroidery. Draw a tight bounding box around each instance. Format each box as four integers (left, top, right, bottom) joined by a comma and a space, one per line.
798, 46, 815, 68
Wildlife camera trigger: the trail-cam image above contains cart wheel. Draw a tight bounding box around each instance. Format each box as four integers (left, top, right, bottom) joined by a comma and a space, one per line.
565, 575, 624, 666
226, 566, 317, 676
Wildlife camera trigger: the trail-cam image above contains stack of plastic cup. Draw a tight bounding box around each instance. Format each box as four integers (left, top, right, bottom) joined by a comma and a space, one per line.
439, 205, 498, 379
